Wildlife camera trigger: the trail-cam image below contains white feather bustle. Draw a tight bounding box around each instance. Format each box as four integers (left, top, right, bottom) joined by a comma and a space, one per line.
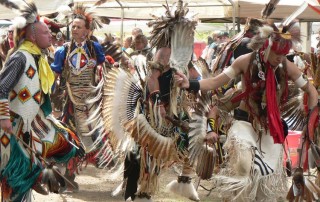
12, 16, 27, 29
166, 179, 200, 201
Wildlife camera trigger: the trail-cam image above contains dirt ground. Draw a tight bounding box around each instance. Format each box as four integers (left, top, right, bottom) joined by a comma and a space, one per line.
33, 165, 219, 202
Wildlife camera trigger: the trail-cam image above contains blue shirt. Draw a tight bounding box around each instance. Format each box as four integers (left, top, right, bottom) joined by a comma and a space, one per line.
50, 41, 105, 74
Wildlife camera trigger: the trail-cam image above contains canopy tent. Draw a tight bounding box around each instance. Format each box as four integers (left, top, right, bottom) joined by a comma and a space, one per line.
0, 0, 319, 22
85, 0, 232, 21
231, 0, 320, 23
0, 0, 232, 20
61, 0, 320, 23
94, 19, 226, 35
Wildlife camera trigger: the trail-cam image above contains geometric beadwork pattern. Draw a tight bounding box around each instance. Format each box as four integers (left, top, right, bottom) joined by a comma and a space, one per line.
33, 90, 41, 104
1, 133, 10, 148
26, 65, 36, 79
18, 87, 31, 103
9, 90, 17, 101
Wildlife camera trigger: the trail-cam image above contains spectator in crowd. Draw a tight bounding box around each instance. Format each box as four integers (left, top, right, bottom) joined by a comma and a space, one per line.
0, 25, 14, 69
122, 36, 132, 51
203, 31, 222, 67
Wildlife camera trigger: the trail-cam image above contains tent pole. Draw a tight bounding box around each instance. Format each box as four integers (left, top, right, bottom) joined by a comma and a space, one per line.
227, 0, 236, 36
116, 0, 124, 44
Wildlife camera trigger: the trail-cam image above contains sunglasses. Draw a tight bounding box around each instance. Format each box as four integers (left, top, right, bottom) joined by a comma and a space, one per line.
8, 31, 13, 33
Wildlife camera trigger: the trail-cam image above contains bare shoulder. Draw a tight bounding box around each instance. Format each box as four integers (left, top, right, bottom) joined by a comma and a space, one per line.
231, 53, 253, 74
285, 58, 302, 81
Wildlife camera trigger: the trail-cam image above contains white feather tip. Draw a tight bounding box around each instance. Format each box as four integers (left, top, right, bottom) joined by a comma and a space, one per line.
259, 26, 274, 38
12, 16, 27, 29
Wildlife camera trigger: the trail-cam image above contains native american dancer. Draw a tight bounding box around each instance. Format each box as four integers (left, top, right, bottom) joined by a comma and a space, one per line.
175, 14, 319, 200
38, 16, 67, 116
286, 34, 320, 201
50, 3, 116, 191
103, 1, 206, 201
180, 19, 265, 189
0, 1, 82, 201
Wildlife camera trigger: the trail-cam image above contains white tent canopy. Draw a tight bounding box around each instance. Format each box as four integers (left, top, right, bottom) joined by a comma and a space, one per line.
0, 0, 232, 20
92, 0, 231, 20
0, 0, 319, 22
234, 0, 320, 22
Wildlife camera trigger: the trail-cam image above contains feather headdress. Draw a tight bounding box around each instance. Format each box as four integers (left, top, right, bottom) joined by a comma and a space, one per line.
248, 21, 301, 62
71, 3, 110, 31
248, 2, 307, 61
0, 0, 40, 52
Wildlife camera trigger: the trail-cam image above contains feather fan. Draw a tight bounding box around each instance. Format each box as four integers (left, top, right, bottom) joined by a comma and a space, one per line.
188, 93, 216, 180
280, 82, 305, 131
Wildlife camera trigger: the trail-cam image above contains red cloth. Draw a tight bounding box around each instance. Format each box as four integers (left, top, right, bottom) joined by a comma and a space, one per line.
263, 39, 291, 55
266, 65, 285, 144
105, 55, 115, 64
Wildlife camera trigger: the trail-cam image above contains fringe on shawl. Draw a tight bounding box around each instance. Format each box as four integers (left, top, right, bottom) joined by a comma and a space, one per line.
2, 136, 42, 200
213, 135, 287, 202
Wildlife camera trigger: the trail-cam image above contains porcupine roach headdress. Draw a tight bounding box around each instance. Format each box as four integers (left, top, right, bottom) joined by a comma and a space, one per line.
71, 2, 110, 31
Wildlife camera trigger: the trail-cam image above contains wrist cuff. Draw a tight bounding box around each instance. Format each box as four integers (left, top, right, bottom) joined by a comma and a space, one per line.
187, 80, 200, 92
0, 99, 10, 119
207, 118, 216, 133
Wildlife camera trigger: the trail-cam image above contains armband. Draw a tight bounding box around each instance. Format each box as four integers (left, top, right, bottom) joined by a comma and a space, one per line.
207, 118, 216, 133
148, 90, 162, 105
294, 74, 308, 88
223, 66, 236, 79
187, 80, 200, 92
0, 99, 10, 119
